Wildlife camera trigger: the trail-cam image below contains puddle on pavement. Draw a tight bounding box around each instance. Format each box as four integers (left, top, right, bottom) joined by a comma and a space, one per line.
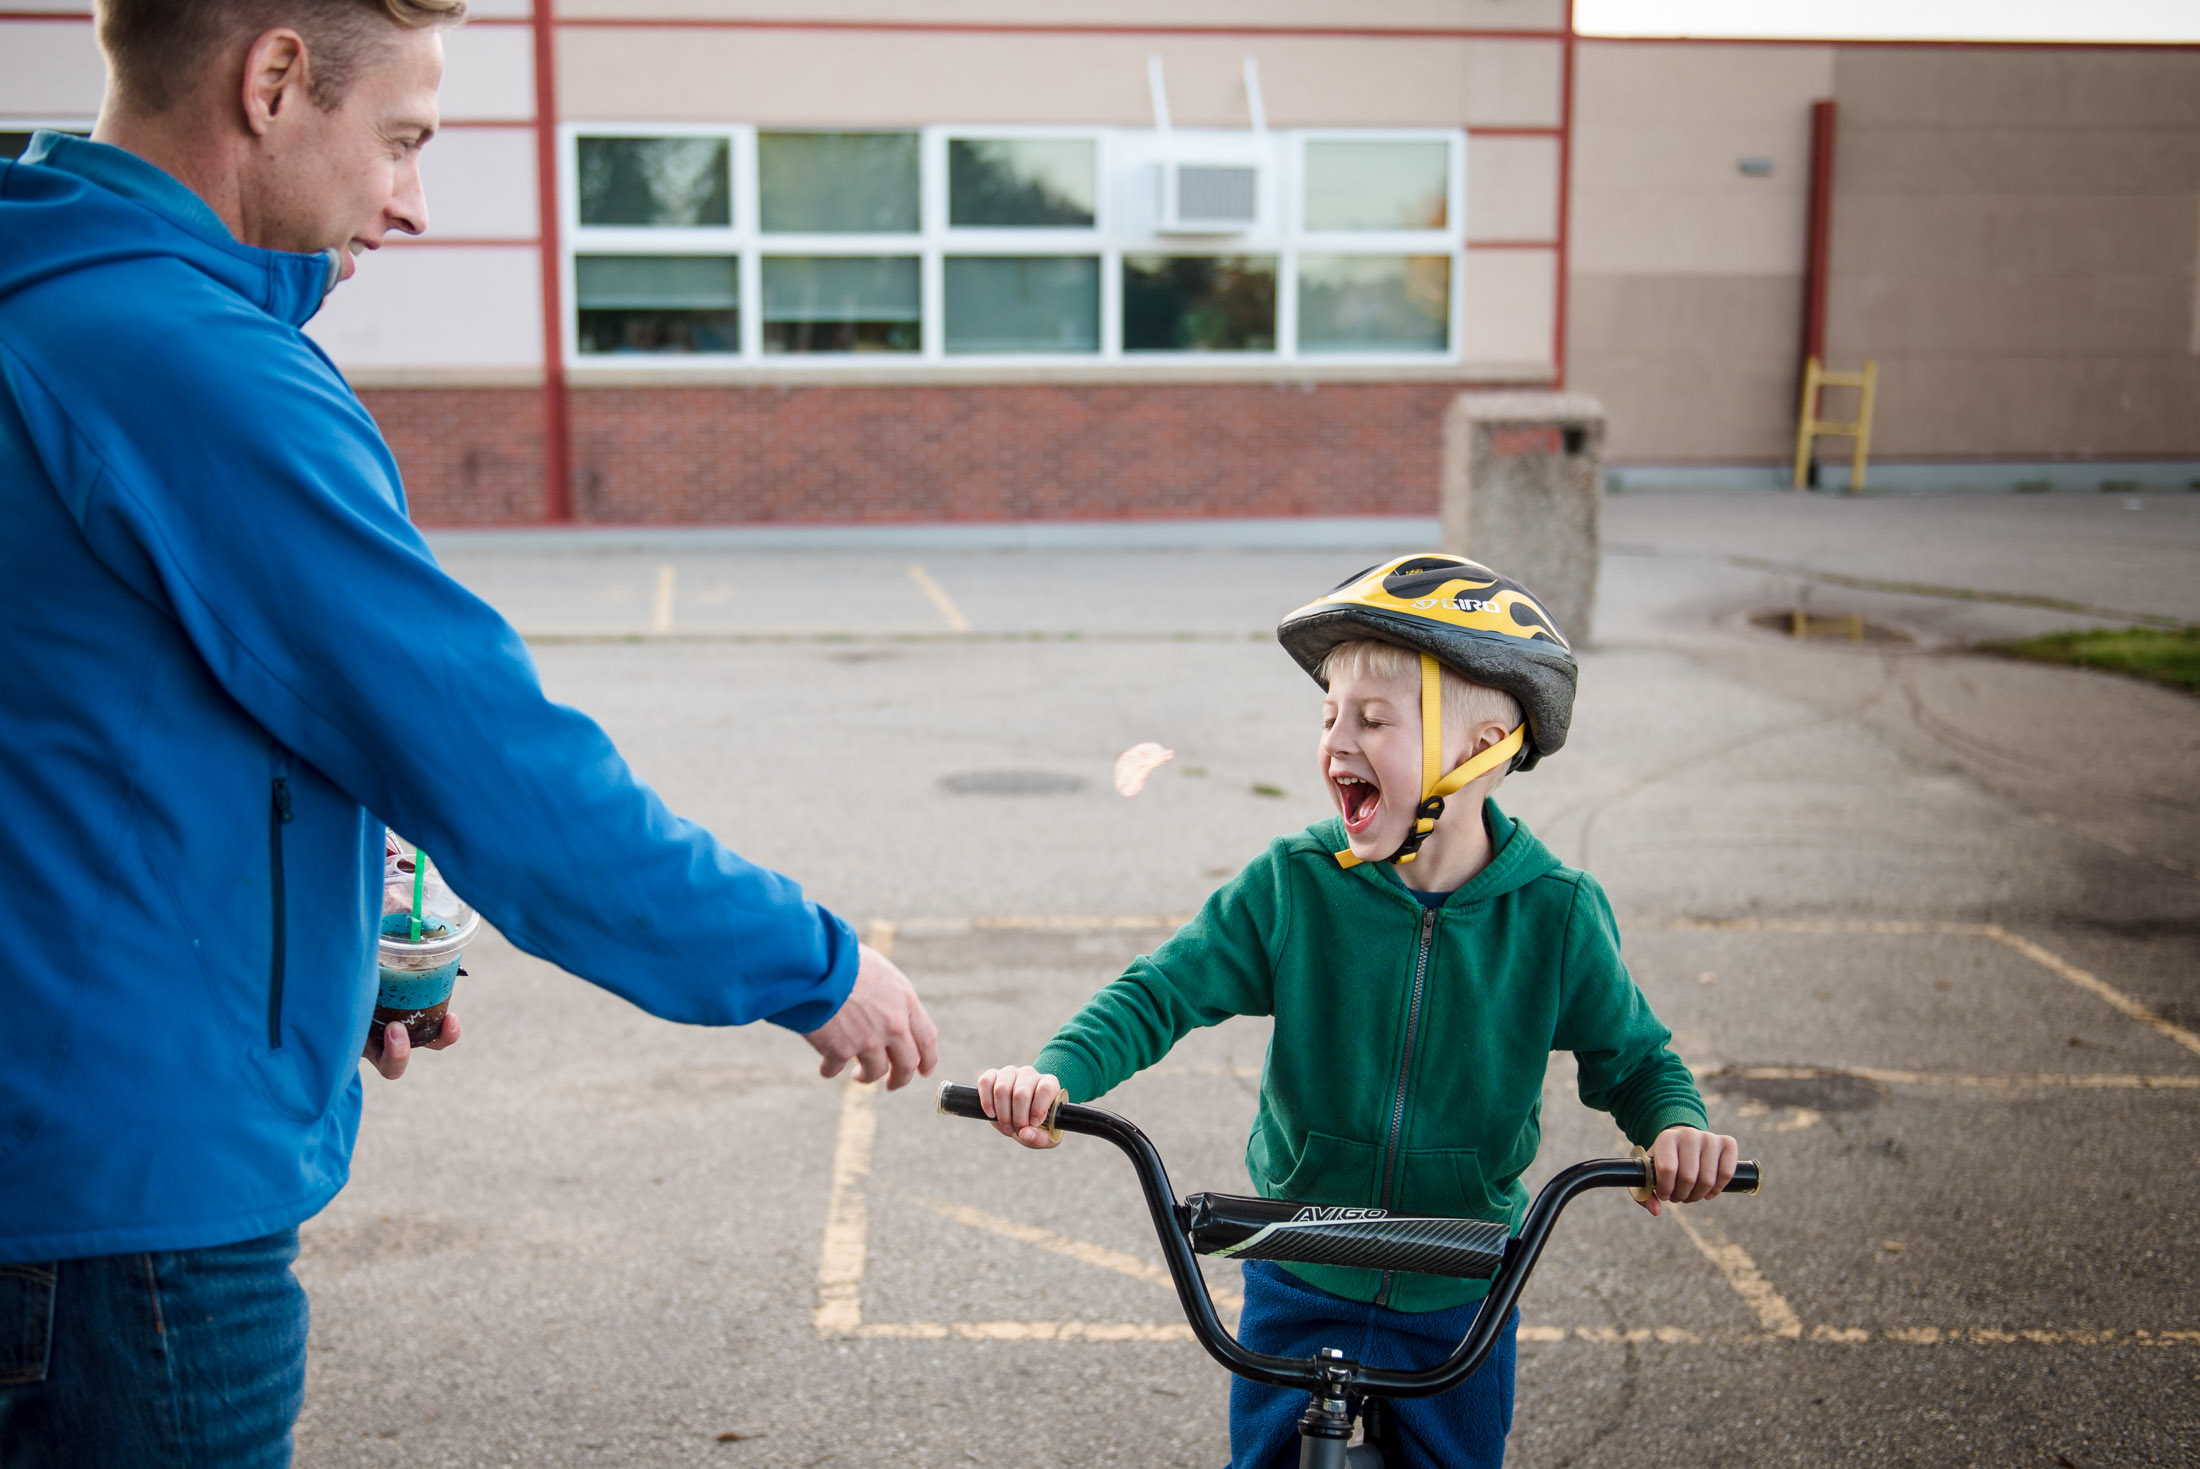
1750, 608, 1914, 645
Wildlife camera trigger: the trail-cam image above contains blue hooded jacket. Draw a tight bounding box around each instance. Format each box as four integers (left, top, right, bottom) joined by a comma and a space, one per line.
0, 134, 858, 1262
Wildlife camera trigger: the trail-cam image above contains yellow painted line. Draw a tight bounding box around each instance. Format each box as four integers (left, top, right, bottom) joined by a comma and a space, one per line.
1647, 918, 2200, 1062
1672, 1211, 1803, 1339
812, 1075, 878, 1335
907, 562, 971, 632
812, 918, 898, 1337
651, 564, 676, 633
856, 1320, 1196, 1342
846, 1321, 2199, 1347
919, 1198, 1244, 1312
1984, 927, 2200, 1061
1728, 1065, 2200, 1092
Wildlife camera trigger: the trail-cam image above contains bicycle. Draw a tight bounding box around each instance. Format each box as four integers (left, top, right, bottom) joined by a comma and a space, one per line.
936, 1081, 1761, 1469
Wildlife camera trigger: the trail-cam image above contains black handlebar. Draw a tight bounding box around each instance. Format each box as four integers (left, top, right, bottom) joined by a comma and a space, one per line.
936, 1082, 1760, 1399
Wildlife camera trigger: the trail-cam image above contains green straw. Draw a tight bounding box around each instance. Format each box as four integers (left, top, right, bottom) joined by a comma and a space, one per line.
409, 848, 426, 943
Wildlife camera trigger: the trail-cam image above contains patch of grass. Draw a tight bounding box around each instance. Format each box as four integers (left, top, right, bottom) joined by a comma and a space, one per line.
1979, 626, 2200, 696
1251, 782, 1287, 798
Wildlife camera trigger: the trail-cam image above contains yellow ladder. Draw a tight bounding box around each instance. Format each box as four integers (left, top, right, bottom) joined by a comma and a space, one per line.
1792, 356, 1878, 492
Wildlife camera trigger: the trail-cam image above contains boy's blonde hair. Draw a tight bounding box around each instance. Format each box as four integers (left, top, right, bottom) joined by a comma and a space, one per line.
1318, 639, 1523, 785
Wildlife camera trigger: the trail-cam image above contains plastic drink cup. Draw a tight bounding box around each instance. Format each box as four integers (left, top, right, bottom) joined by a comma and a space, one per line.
373, 905, 479, 1045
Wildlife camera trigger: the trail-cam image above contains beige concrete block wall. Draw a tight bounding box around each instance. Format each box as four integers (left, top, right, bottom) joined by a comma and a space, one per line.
1563, 41, 1832, 463
1823, 48, 2200, 460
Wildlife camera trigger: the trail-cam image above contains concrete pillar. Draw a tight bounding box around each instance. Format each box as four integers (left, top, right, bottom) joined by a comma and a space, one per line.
1439, 391, 1606, 647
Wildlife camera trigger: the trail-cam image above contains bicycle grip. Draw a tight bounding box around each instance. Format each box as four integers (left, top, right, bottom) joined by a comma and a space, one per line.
1628, 1146, 1762, 1201
935, 1081, 1065, 1143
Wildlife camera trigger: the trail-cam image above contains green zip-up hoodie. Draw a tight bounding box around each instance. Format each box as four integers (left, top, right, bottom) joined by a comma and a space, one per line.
1034, 801, 1705, 1313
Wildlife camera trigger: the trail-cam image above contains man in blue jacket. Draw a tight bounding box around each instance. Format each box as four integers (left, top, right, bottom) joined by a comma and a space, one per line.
0, 2, 938, 1463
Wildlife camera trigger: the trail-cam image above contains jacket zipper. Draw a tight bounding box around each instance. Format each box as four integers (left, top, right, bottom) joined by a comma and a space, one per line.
1373, 905, 1438, 1306
267, 764, 294, 1050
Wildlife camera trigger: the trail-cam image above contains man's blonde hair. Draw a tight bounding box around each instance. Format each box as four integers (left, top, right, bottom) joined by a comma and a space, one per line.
97, 0, 466, 114
1318, 639, 1523, 782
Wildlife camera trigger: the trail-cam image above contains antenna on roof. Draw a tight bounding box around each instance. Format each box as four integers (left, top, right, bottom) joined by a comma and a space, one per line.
1243, 56, 1267, 134
1147, 54, 1173, 137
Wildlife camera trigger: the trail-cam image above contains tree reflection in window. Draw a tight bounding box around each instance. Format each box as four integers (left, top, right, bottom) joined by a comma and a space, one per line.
577, 137, 731, 227
1122, 255, 1276, 351
948, 139, 1097, 228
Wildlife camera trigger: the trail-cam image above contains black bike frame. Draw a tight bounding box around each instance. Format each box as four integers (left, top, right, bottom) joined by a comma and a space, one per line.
937, 1083, 1759, 1400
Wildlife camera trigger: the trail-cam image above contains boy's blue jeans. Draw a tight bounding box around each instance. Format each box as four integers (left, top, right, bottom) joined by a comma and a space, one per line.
1229, 1260, 1517, 1469
0, 1229, 308, 1468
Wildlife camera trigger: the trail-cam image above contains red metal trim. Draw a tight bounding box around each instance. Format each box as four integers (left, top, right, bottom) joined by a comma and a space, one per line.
530, 0, 571, 523
1464, 126, 1565, 138
551, 17, 1568, 40
1552, 0, 1576, 388
1801, 98, 1837, 367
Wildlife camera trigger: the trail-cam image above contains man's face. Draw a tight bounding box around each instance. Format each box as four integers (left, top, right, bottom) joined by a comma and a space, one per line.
247, 25, 443, 279
1317, 662, 1434, 863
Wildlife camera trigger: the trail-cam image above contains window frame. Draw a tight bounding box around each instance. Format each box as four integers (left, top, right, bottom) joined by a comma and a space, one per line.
558, 122, 1467, 371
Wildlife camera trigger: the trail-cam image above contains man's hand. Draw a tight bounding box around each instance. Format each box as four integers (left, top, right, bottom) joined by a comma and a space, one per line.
975, 1065, 1063, 1149
1636, 1124, 1739, 1216
804, 944, 939, 1090
363, 1012, 462, 1081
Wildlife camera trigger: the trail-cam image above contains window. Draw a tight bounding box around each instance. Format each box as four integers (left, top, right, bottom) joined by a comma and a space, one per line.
1302, 139, 1450, 231
949, 139, 1096, 228
1297, 254, 1450, 354
561, 125, 1463, 365
1122, 256, 1276, 352
575, 255, 739, 354
945, 256, 1100, 353
759, 132, 919, 234
762, 255, 919, 354
578, 136, 730, 227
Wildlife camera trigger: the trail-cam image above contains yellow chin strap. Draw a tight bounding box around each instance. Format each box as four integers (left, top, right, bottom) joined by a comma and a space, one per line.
1335, 653, 1527, 870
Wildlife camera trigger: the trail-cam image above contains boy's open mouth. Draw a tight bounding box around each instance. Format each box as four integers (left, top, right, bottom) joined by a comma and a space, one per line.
1335, 773, 1381, 834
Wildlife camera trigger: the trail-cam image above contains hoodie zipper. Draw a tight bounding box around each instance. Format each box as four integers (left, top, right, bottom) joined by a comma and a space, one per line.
267, 759, 294, 1050
1373, 905, 1438, 1306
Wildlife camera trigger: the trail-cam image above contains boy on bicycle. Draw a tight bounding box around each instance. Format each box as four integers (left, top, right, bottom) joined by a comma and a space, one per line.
977, 554, 1738, 1469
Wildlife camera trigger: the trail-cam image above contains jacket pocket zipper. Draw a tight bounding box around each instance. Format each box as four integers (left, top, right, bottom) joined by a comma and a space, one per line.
267, 770, 293, 1050
1374, 906, 1438, 1307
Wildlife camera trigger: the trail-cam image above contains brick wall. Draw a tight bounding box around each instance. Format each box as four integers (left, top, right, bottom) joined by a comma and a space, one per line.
362, 381, 1464, 525
358, 388, 550, 524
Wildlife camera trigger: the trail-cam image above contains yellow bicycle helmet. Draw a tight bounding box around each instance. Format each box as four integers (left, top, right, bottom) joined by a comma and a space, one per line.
1277, 553, 1577, 868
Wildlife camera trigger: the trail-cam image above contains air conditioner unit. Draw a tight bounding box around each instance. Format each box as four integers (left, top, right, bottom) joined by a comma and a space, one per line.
1157, 160, 1260, 234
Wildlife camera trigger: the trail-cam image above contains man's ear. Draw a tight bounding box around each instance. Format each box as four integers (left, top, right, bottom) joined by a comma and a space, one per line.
240, 28, 312, 137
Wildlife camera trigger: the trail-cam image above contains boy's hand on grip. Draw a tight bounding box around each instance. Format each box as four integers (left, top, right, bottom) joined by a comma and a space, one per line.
976, 1065, 1063, 1149
1638, 1125, 1739, 1216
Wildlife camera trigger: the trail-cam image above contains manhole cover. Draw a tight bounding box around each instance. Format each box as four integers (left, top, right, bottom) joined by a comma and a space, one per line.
1704, 1066, 1886, 1112
941, 770, 1087, 796
1750, 609, 1913, 645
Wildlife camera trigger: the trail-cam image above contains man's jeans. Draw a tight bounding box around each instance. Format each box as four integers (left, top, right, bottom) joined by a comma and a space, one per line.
0, 1230, 307, 1468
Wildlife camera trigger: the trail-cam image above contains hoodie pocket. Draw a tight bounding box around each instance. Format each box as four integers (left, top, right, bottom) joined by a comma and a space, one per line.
1394, 1147, 1502, 1220
1270, 1131, 1380, 1208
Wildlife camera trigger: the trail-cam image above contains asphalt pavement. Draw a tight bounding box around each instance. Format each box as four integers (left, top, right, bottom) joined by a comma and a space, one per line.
293, 490, 2199, 1467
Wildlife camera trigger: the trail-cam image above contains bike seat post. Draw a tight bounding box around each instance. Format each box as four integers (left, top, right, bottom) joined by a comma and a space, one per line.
1296, 1349, 1360, 1469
